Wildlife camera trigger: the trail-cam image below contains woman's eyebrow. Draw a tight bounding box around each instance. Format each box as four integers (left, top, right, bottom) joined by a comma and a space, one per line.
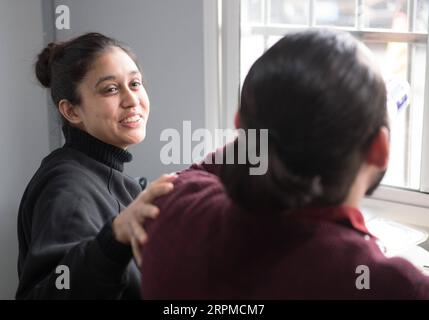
95, 71, 141, 88
95, 75, 116, 88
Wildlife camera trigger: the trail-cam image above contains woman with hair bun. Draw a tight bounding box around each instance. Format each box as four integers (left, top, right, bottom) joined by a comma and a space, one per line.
16, 32, 175, 299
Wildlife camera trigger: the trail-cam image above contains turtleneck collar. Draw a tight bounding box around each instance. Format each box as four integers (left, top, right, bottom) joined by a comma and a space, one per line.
62, 124, 133, 172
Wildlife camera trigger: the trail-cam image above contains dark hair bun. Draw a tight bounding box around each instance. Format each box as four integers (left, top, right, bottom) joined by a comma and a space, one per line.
35, 42, 59, 88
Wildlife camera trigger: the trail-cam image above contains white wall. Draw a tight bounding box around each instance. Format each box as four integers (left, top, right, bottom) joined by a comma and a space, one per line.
0, 0, 50, 299
54, 0, 206, 180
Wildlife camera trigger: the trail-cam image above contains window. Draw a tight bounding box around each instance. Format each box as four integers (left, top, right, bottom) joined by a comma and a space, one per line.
241, 0, 429, 189
205, 0, 426, 207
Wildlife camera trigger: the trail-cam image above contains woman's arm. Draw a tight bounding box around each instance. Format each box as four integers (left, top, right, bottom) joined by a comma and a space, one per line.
16, 173, 176, 299
112, 174, 177, 266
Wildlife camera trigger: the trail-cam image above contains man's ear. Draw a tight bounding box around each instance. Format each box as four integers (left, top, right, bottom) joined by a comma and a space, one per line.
58, 99, 82, 125
365, 126, 390, 170
234, 112, 241, 129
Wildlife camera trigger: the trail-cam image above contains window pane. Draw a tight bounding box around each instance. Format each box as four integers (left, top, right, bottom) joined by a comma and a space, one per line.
416, 0, 429, 32
364, 42, 407, 187
408, 44, 426, 188
242, 0, 263, 24
365, 41, 425, 189
315, 0, 355, 27
240, 33, 265, 85
267, 35, 282, 47
240, 0, 428, 192
269, 0, 309, 25
363, 0, 408, 30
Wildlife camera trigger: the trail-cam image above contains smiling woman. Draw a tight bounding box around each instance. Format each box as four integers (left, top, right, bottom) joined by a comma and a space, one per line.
38, 35, 150, 150
64, 47, 150, 149
16, 32, 176, 299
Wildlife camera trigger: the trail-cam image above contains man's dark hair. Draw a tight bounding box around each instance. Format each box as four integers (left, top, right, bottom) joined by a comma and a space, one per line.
220, 29, 387, 213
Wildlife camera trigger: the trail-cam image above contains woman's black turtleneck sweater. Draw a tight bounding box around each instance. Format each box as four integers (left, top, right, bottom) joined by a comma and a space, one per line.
16, 125, 144, 299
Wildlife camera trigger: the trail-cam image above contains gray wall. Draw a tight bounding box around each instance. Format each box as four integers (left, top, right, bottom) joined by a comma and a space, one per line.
0, 0, 50, 299
54, 0, 206, 180
0, 0, 206, 299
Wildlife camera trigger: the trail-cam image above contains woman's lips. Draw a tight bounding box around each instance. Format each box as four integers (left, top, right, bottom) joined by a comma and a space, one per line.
119, 114, 144, 128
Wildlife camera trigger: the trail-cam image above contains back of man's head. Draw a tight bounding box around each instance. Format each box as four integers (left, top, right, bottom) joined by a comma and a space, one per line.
221, 29, 387, 213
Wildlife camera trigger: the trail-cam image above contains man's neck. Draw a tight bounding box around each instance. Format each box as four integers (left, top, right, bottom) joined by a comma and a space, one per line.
343, 169, 371, 209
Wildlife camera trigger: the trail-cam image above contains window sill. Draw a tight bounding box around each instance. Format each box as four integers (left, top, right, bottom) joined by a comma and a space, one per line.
362, 197, 429, 229
362, 197, 429, 274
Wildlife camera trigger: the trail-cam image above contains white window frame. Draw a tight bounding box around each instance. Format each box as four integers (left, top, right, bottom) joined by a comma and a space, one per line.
203, 0, 429, 210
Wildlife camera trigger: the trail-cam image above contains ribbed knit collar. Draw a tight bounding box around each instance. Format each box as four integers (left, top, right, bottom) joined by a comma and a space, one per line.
62, 124, 133, 172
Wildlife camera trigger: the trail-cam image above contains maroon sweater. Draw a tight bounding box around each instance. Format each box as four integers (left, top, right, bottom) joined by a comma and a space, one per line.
141, 163, 429, 299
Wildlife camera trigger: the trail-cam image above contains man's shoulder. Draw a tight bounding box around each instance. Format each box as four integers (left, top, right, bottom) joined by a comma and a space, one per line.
154, 166, 226, 213
318, 223, 429, 298
177, 165, 223, 190
365, 253, 429, 298
149, 165, 234, 232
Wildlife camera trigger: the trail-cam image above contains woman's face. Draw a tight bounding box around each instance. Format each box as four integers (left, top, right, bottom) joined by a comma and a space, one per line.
74, 47, 150, 149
